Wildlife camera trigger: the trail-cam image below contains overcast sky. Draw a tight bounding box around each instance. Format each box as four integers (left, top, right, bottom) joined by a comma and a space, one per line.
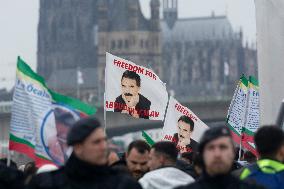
0, 0, 256, 90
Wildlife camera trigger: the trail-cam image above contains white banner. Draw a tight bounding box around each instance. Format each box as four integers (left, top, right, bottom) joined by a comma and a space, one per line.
9, 58, 96, 166
105, 53, 168, 120
255, 0, 284, 125
226, 76, 248, 141
244, 77, 260, 134
162, 97, 209, 153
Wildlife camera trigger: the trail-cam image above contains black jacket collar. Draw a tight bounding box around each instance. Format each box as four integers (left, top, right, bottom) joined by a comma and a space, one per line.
65, 153, 111, 180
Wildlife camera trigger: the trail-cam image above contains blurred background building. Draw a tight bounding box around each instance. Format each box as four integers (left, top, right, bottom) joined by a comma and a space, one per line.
37, 0, 257, 104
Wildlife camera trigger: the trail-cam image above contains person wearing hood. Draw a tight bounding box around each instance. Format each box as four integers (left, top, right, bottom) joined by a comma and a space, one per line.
240, 126, 284, 189
28, 117, 142, 189
175, 126, 264, 189
139, 141, 194, 189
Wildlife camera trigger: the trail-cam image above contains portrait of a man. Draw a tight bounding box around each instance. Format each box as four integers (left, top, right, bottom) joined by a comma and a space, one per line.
47, 108, 76, 164
173, 115, 198, 153
114, 70, 151, 119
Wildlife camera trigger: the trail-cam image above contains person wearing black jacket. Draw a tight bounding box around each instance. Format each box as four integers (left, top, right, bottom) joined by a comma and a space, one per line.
0, 161, 25, 189
28, 117, 142, 189
175, 126, 264, 189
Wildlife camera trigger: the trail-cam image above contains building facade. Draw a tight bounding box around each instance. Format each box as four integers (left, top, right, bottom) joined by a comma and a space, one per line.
161, 0, 257, 99
37, 0, 257, 103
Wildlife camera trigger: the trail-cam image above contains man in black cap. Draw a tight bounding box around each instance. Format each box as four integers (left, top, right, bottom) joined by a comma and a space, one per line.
29, 117, 142, 189
176, 126, 264, 189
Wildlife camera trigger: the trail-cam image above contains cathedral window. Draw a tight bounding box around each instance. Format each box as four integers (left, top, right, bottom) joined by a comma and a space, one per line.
125, 40, 129, 49
140, 39, 144, 48
118, 40, 123, 49
111, 40, 116, 50
145, 40, 149, 48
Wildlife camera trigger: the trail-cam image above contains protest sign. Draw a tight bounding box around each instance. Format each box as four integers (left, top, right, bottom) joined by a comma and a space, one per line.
162, 97, 209, 153
242, 76, 259, 156
105, 53, 168, 120
9, 57, 96, 166
226, 76, 249, 144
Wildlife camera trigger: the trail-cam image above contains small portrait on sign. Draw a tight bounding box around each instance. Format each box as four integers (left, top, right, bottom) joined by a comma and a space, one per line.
42, 106, 79, 165
173, 115, 198, 153
114, 70, 151, 119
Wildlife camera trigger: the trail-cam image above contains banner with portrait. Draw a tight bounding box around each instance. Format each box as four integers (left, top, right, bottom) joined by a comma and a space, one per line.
105, 53, 168, 120
9, 57, 96, 167
162, 96, 209, 153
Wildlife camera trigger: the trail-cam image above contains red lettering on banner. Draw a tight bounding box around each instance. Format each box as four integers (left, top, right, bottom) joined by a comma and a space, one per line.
107, 101, 159, 117
113, 59, 145, 75
154, 111, 159, 118
145, 70, 157, 80
129, 108, 135, 115
176, 144, 193, 153
114, 59, 122, 67
109, 102, 114, 109
121, 61, 125, 69
113, 59, 159, 80
174, 103, 198, 122
164, 135, 173, 141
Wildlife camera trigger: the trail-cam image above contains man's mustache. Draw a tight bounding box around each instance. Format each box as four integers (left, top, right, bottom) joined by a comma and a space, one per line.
133, 170, 143, 175
124, 93, 133, 96
179, 134, 184, 139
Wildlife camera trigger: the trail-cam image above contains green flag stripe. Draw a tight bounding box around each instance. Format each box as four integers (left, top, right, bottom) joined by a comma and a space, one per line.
50, 90, 96, 115
17, 57, 96, 115
240, 75, 249, 87
10, 133, 35, 148
142, 130, 155, 146
249, 76, 259, 86
17, 57, 46, 87
242, 126, 255, 136
226, 122, 241, 136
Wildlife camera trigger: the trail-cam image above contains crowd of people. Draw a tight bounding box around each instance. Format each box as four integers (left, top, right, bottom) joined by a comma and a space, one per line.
0, 117, 284, 189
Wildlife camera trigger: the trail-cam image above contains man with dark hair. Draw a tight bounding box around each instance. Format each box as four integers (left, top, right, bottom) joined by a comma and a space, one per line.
29, 117, 142, 189
114, 70, 151, 119
126, 140, 150, 180
139, 141, 194, 189
173, 115, 198, 153
240, 125, 284, 189
180, 152, 195, 165
176, 126, 263, 189
48, 107, 77, 165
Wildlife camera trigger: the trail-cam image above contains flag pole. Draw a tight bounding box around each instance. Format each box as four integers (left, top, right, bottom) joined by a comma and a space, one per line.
7, 149, 11, 167
104, 92, 106, 128
104, 53, 107, 129
238, 137, 243, 161
76, 66, 80, 99
239, 75, 250, 161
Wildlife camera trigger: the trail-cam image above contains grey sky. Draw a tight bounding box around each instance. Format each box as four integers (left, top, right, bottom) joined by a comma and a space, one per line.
0, 0, 256, 90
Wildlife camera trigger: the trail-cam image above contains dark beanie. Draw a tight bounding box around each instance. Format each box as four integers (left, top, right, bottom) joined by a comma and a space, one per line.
67, 117, 102, 146
199, 126, 232, 154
